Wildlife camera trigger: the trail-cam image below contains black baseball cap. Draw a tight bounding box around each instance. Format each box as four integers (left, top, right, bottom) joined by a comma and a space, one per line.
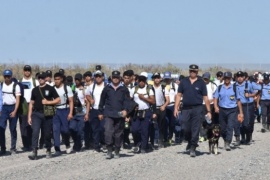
59, 69, 65, 75
46, 70, 52, 77
96, 65, 102, 70
23, 65, 32, 71
75, 73, 83, 80
263, 73, 270, 80
152, 72, 161, 79
236, 71, 244, 77
38, 72, 47, 79
216, 71, 223, 77
112, 71, 121, 78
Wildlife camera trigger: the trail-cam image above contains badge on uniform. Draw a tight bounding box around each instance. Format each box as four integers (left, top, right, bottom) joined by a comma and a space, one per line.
230, 95, 235, 100
268, 90, 270, 94
45, 90, 49, 96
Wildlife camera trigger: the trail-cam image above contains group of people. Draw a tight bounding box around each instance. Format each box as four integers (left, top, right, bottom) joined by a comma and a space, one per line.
0, 64, 269, 160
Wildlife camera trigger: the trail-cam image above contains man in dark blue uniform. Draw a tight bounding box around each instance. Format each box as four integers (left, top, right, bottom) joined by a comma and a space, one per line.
98, 71, 133, 159
213, 72, 244, 151
174, 64, 212, 157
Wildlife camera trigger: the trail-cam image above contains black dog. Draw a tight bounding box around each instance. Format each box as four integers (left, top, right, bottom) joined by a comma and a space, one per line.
206, 124, 221, 155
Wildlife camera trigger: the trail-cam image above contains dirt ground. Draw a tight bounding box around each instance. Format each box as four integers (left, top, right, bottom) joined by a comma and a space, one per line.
0, 121, 269, 180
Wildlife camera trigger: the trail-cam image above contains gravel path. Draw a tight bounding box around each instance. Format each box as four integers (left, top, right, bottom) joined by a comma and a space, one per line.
0, 122, 269, 180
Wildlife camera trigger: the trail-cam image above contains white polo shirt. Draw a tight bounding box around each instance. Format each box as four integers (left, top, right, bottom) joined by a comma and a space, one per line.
2, 82, 21, 105
130, 86, 154, 110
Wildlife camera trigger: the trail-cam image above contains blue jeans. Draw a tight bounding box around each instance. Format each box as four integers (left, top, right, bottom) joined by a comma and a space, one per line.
53, 108, 70, 151
89, 109, 102, 150
131, 110, 152, 150
69, 115, 85, 151
0, 105, 18, 150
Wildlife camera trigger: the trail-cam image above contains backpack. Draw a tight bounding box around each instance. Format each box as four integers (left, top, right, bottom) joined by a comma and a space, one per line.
1, 82, 28, 115
134, 84, 155, 97
73, 91, 82, 115
20, 77, 36, 88
217, 81, 248, 96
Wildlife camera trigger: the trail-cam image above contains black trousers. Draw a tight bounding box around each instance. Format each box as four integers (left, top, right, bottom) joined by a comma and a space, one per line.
31, 112, 53, 150
104, 117, 125, 150
182, 106, 203, 147
19, 114, 32, 149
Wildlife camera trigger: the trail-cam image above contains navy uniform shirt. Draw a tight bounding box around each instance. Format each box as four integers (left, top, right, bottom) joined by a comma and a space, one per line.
236, 81, 261, 104
178, 77, 207, 107
213, 84, 240, 108
261, 82, 270, 100
99, 83, 132, 118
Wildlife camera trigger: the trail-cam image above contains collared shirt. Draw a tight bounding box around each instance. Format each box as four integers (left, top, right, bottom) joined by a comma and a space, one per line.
178, 77, 207, 107
261, 82, 270, 100
236, 81, 261, 103
213, 84, 240, 108
99, 83, 132, 118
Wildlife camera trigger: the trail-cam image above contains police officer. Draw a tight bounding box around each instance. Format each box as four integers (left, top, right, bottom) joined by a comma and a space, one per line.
98, 70, 132, 159
213, 72, 244, 151
0, 70, 21, 155
235, 71, 261, 144
174, 64, 212, 157
130, 72, 156, 154
259, 73, 270, 132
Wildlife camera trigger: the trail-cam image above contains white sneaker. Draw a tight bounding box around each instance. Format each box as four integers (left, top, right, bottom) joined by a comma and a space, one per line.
66, 146, 72, 154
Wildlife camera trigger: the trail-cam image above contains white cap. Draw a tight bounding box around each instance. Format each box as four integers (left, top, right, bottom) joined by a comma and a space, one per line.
140, 72, 148, 78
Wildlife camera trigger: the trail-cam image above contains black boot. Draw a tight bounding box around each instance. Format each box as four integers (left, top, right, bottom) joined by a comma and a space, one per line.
246, 133, 251, 145
190, 146, 196, 157
28, 149, 38, 160
106, 146, 113, 159
235, 136, 240, 146
114, 148, 120, 159
240, 134, 246, 144
224, 141, 231, 151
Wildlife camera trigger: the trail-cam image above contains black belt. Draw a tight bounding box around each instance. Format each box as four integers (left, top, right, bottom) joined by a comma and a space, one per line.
182, 105, 201, 110
33, 109, 44, 113
219, 107, 237, 110
138, 109, 150, 112
241, 102, 253, 106
3, 104, 15, 106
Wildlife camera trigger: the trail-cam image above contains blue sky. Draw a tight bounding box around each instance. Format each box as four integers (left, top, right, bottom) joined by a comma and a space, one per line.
0, 0, 269, 65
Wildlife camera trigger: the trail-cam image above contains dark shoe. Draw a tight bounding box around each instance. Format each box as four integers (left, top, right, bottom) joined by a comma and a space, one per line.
133, 146, 140, 153
93, 148, 101, 153
106, 151, 113, 159
46, 150, 52, 159
10, 149, 17, 155
235, 136, 240, 146
149, 144, 155, 151
0, 150, 6, 156
28, 150, 38, 160
141, 149, 146, 154
190, 146, 196, 157
186, 143, 191, 152
114, 149, 120, 159
54, 151, 61, 156
225, 142, 231, 151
